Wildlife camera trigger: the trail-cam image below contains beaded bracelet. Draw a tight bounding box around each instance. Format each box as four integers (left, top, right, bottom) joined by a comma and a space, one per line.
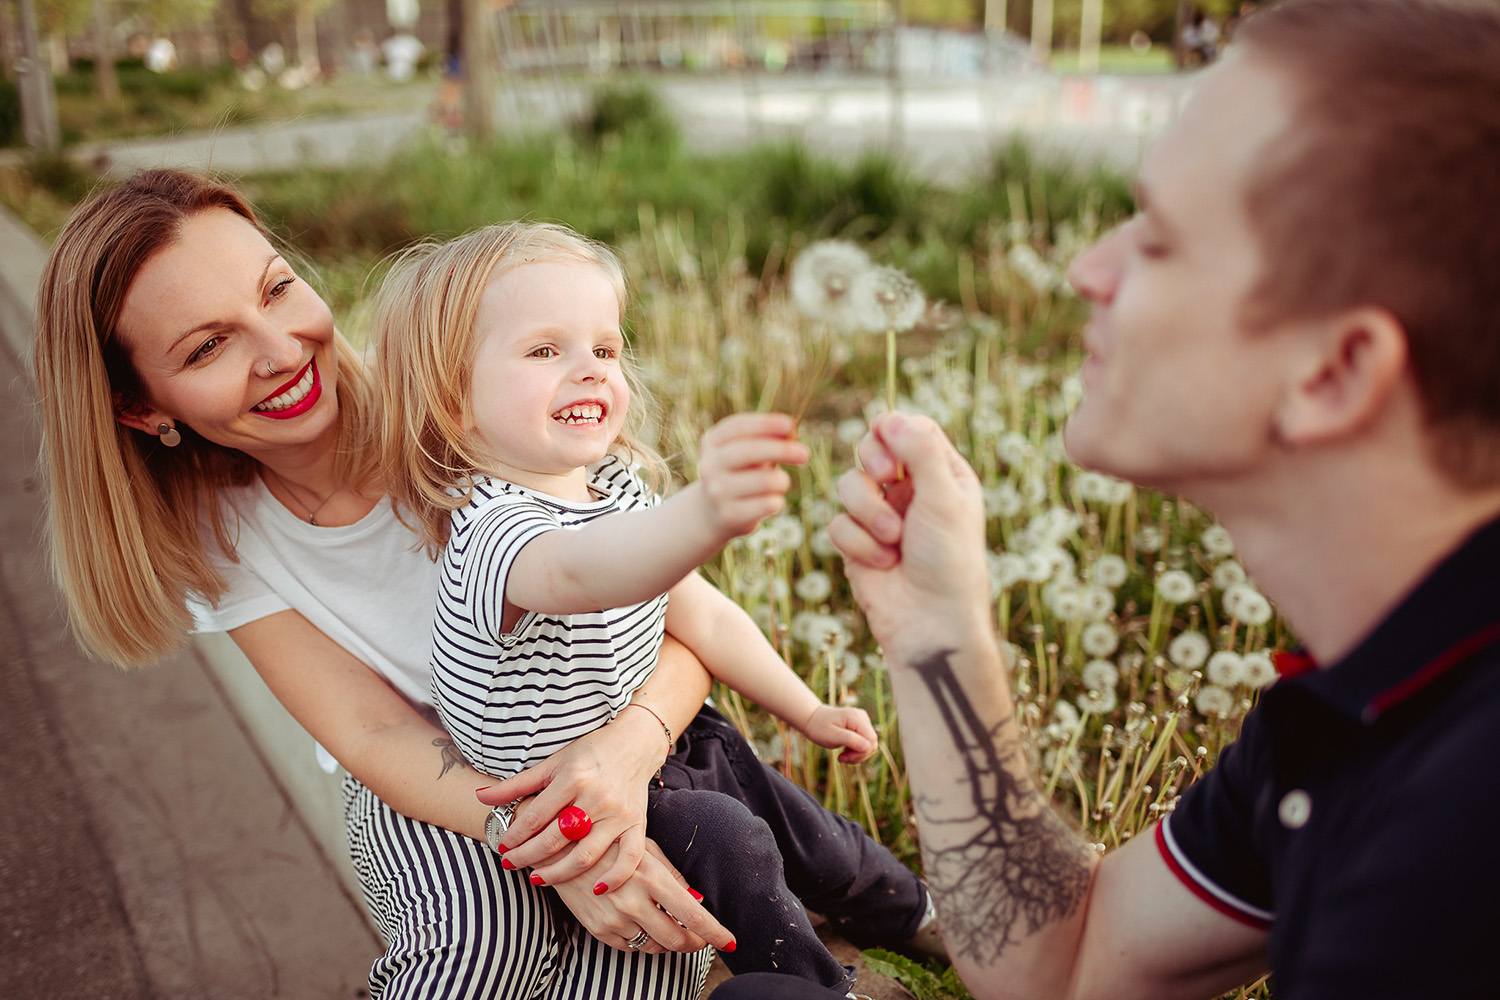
623, 701, 674, 778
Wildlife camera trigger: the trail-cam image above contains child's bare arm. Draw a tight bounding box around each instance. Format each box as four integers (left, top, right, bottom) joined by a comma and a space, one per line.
665, 572, 876, 762
506, 413, 808, 615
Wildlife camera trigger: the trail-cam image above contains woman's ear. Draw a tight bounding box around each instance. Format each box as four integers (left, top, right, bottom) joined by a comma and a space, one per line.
113, 391, 173, 439
1273, 307, 1408, 447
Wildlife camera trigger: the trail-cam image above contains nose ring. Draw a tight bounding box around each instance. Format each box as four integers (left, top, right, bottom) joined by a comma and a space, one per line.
267, 361, 278, 377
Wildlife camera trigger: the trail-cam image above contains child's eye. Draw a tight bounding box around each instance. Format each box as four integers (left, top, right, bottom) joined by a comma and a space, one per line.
530, 346, 556, 358
594, 346, 616, 360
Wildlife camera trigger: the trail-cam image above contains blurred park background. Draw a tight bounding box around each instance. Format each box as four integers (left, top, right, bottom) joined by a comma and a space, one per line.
0, 2, 1283, 998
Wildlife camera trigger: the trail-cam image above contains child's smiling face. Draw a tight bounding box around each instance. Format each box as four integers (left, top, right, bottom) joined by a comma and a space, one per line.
467, 259, 630, 497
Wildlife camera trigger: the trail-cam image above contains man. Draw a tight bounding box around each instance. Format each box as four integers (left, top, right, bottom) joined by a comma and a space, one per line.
826, 1, 1500, 998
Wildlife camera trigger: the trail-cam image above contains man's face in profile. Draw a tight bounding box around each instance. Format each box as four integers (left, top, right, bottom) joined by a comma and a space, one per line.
1063, 53, 1312, 499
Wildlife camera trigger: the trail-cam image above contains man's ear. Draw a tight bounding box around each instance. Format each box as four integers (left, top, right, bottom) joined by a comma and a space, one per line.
113, 392, 173, 438
1273, 307, 1408, 447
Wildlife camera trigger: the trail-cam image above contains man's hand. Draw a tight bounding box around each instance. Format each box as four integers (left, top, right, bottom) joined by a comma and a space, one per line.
828, 412, 992, 665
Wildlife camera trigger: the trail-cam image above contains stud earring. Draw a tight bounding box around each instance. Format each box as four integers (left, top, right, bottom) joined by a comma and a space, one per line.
157, 422, 182, 447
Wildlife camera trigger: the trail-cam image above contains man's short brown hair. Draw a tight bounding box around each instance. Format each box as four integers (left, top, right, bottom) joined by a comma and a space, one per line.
1236, 0, 1500, 486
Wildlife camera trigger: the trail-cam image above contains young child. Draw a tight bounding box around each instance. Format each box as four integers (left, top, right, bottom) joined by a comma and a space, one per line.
374, 222, 933, 994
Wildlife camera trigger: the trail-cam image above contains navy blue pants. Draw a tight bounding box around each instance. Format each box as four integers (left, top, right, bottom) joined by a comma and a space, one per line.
710, 972, 848, 999
647, 706, 927, 993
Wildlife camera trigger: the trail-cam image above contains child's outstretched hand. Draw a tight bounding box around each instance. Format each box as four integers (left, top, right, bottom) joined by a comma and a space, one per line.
802, 704, 879, 764
695, 413, 810, 540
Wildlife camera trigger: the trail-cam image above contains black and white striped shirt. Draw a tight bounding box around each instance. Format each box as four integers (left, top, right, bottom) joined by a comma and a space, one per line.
430, 456, 666, 779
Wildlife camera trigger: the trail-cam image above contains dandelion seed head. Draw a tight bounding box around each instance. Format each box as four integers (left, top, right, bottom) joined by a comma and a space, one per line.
1047, 585, 1084, 622
1206, 650, 1246, 687
1135, 525, 1164, 554
789, 240, 873, 332
1080, 584, 1115, 622
983, 483, 1024, 519
768, 515, 805, 551
996, 432, 1033, 468
1006, 243, 1062, 295
1212, 560, 1248, 590
1052, 700, 1081, 730
836, 417, 868, 446
1201, 525, 1236, 558
837, 651, 862, 686
1089, 554, 1129, 589
1078, 686, 1119, 715
1168, 631, 1211, 670
1195, 685, 1234, 717
851, 265, 926, 332
810, 526, 837, 559
1242, 652, 1278, 689
794, 570, 832, 603
1081, 622, 1120, 658
1156, 569, 1197, 605
801, 497, 838, 527
769, 577, 790, 602
1082, 659, 1121, 692
864, 652, 887, 673
1238, 589, 1273, 626
750, 603, 774, 633
990, 552, 1027, 591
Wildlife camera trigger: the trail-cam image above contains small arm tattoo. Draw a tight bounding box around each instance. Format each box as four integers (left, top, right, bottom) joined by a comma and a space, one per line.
433, 738, 464, 780
912, 648, 1094, 964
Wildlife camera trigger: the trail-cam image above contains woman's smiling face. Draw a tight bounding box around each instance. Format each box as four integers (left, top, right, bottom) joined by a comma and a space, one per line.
113, 208, 340, 462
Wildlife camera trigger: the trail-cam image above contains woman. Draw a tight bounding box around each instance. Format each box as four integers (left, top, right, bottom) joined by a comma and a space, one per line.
33, 168, 731, 998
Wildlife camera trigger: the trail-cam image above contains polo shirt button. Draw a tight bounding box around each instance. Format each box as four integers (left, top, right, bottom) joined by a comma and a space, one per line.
1279, 789, 1312, 829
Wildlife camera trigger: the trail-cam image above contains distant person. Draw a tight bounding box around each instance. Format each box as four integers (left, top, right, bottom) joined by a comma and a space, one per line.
373, 221, 942, 995
382, 31, 424, 83
803, 2, 1500, 999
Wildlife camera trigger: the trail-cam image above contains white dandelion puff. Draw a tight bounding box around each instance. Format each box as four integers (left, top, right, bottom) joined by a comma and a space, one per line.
768, 515, 805, 551
1078, 686, 1119, 715
1047, 585, 1084, 622
1103, 478, 1133, 505
1079, 584, 1115, 622
983, 483, 1024, 519
1156, 570, 1197, 605
851, 265, 926, 333
996, 432, 1033, 468
1052, 700, 1081, 730
1089, 554, 1129, 589
1134, 525, 1164, 554
1206, 650, 1246, 687
1168, 631, 1211, 670
836, 417, 868, 446
1200, 525, 1236, 558
794, 571, 832, 603
1195, 685, 1235, 717
789, 240, 872, 332
1212, 560, 1248, 590
1081, 659, 1121, 692
1081, 622, 1120, 658
1238, 589, 1273, 626
800, 497, 838, 527
837, 651, 862, 686
810, 527, 837, 559
1242, 652, 1278, 689
1006, 243, 1062, 295
991, 552, 1027, 591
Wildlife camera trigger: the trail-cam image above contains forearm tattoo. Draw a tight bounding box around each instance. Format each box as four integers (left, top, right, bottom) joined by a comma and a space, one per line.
433, 737, 464, 779
912, 649, 1094, 963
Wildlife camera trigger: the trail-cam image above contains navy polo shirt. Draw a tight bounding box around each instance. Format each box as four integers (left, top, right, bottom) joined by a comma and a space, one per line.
1156, 514, 1500, 999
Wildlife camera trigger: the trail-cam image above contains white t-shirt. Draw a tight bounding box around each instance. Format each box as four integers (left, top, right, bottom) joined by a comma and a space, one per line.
191, 478, 441, 715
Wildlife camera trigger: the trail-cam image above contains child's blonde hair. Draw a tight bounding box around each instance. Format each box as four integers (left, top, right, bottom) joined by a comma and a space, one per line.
375, 221, 663, 551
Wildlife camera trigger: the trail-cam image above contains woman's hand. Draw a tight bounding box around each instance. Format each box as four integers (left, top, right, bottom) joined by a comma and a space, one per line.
549, 838, 736, 955
477, 704, 668, 890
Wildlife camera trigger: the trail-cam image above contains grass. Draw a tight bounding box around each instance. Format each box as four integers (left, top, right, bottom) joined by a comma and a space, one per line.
3, 85, 1271, 1000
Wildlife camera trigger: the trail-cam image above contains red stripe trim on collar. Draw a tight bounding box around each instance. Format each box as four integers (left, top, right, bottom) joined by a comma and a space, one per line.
1364, 621, 1500, 723
1274, 649, 1318, 679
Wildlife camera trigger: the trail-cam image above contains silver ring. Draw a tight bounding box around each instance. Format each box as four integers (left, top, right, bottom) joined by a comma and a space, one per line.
625, 930, 650, 950
267, 361, 278, 376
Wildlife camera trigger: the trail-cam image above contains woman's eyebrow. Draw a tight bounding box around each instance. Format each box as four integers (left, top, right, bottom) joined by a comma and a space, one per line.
167, 254, 279, 353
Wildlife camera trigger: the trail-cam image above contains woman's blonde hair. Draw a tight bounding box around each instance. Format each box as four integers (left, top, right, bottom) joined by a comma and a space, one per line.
33, 169, 379, 668
374, 221, 663, 552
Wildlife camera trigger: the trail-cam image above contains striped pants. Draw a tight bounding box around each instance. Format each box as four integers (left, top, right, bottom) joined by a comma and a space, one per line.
343, 775, 715, 999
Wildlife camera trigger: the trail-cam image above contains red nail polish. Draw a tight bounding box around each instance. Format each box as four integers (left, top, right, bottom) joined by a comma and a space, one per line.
494, 844, 507, 854
501, 859, 515, 870
593, 882, 608, 896
475, 786, 492, 793
722, 940, 736, 953
530, 874, 546, 886
689, 889, 703, 901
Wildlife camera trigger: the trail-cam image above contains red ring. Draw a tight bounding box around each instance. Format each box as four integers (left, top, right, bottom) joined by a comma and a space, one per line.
557, 805, 592, 842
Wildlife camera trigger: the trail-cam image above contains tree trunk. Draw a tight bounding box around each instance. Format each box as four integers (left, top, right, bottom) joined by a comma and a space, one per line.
1078, 0, 1101, 72
91, 0, 118, 103
16, 0, 59, 150
462, 0, 495, 141
984, 0, 1007, 36
295, 1, 319, 74
1030, 0, 1052, 66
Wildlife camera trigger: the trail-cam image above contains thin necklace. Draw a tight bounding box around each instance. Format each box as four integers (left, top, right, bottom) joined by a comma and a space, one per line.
263, 466, 339, 526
